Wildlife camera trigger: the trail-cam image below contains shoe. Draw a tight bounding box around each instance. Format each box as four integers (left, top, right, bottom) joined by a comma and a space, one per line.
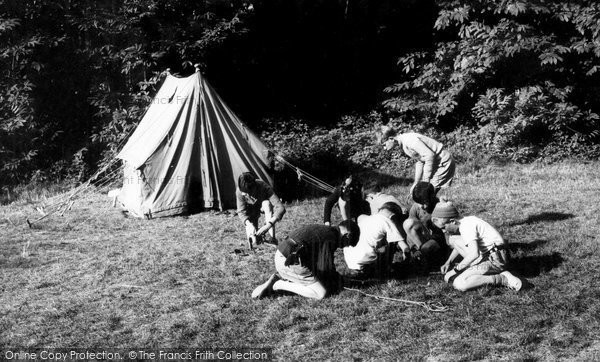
251, 273, 280, 299
500, 271, 522, 291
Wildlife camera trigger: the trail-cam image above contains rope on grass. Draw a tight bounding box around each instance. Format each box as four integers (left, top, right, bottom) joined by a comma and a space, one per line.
343, 287, 450, 313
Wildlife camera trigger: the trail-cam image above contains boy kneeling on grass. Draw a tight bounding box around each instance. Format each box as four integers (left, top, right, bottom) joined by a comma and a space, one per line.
431, 201, 523, 292
343, 202, 410, 277
252, 220, 360, 300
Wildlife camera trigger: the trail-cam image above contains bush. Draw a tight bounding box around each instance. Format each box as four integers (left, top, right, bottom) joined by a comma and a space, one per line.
259, 112, 416, 200
383, 0, 600, 162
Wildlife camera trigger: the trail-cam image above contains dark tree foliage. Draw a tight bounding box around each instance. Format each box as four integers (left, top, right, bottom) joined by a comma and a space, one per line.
0, 0, 432, 187
384, 0, 600, 161
0, 0, 252, 186
2, 0, 598, 189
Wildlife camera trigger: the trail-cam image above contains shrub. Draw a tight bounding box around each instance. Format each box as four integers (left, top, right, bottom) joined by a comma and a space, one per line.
259, 112, 417, 200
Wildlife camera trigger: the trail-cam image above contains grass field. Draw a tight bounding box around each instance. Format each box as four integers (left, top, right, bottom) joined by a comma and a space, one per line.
1, 162, 600, 360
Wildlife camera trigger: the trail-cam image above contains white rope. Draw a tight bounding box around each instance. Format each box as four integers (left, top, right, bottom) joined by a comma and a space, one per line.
344, 287, 450, 313
27, 157, 124, 226
273, 154, 335, 193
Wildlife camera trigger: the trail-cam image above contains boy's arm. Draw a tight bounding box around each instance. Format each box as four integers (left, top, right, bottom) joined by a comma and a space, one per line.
268, 193, 286, 223
441, 249, 460, 273
323, 188, 341, 225
405, 136, 436, 182
453, 239, 480, 271
414, 161, 424, 185
236, 190, 251, 224
385, 218, 409, 253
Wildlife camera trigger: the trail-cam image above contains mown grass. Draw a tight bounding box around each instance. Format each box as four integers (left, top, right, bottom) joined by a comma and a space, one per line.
1, 162, 600, 360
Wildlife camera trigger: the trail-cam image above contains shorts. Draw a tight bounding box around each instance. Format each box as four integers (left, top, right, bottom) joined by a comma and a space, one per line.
430, 150, 455, 190
245, 200, 274, 238
274, 250, 317, 286
453, 256, 506, 285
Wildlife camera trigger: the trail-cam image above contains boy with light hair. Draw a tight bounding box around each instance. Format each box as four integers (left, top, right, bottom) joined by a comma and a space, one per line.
380, 125, 455, 195
363, 183, 407, 217
431, 201, 522, 292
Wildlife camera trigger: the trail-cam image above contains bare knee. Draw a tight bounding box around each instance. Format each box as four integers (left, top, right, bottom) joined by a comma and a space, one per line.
452, 277, 470, 292
261, 200, 271, 211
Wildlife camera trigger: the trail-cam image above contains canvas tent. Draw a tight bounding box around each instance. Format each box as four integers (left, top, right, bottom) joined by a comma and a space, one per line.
116, 70, 273, 218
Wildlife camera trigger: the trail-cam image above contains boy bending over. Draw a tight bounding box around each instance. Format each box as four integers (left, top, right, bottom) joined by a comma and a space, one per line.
236, 172, 286, 248
343, 203, 410, 276
431, 201, 522, 292
252, 220, 360, 300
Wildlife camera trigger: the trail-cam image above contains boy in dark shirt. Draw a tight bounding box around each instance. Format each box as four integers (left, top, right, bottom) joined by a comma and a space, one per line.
323, 176, 369, 225
236, 172, 286, 248
252, 220, 360, 300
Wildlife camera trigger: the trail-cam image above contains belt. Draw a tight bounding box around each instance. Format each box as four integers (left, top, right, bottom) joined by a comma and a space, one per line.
279, 237, 305, 264
490, 244, 507, 252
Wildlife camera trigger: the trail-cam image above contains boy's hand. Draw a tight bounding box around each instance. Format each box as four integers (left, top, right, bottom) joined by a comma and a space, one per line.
256, 221, 273, 236
444, 269, 457, 283
440, 262, 451, 274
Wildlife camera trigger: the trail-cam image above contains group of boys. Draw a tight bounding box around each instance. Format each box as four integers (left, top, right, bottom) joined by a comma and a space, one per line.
239, 128, 522, 300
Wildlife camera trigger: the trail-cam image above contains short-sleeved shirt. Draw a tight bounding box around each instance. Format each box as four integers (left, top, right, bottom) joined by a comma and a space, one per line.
397, 132, 445, 163
457, 216, 505, 264
343, 213, 404, 270
396, 133, 454, 188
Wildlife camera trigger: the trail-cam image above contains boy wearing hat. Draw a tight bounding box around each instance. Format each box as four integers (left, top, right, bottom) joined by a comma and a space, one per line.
236, 172, 286, 248
431, 201, 522, 292
363, 183, 408, 217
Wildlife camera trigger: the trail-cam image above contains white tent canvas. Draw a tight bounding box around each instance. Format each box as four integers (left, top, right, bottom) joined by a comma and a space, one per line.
116, 71, 272, 218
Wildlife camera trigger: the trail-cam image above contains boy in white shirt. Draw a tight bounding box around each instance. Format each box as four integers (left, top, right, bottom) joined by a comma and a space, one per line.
431, 201, 522, 292
343, 203, 410, 275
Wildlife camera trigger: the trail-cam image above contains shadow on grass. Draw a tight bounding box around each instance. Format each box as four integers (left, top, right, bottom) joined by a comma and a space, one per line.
357, 170, 412, 189
508, 212, 575, 226
509, 239, 549, 252
510, 252, 564, 278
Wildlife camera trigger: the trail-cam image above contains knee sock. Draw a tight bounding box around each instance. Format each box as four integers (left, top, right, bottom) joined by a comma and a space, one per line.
491, 274, 506, 286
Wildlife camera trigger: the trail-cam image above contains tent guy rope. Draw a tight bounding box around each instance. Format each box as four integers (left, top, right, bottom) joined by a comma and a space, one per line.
22, 69, 337, 225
